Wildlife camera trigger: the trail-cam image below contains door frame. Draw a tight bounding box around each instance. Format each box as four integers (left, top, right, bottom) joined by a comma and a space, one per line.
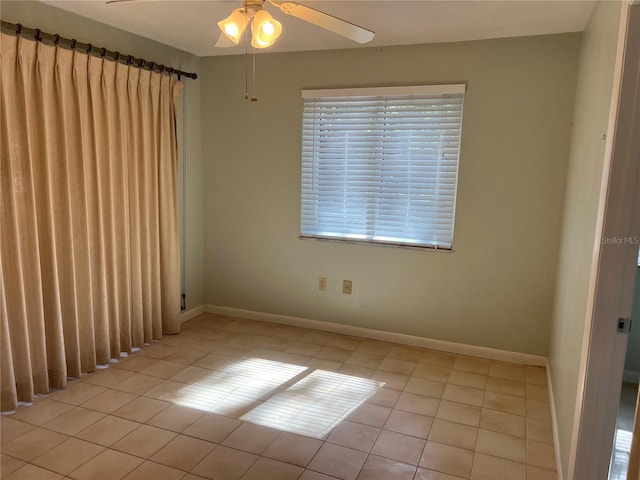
570, 1, 640, 479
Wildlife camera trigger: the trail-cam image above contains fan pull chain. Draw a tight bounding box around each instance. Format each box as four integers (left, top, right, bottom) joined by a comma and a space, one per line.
244, 50, 249, 100
241, 1, 257, 103
244, 52, 258, 102
244, 12, 249, 101
242, 2, 253, 102
251, 53, 257, 102
243, 53, 258, 102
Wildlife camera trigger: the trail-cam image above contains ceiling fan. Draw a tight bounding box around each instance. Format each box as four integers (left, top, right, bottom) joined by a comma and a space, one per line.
106, 0, 375, 100
106, 0, 375, 50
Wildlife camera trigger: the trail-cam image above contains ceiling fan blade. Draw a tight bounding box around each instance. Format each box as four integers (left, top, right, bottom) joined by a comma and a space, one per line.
277, 2, 374, 44
215, 32, 238, 48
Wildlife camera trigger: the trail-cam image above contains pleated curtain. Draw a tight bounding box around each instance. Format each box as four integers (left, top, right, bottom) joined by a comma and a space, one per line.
0, 32, 183, 411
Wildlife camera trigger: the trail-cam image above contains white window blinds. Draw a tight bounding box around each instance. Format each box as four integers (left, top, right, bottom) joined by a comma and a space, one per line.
300, 85, 465, 249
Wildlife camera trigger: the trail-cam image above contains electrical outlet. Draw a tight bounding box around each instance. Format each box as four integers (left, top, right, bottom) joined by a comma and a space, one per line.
319, 277, 327, 291
343, 280, 352, 295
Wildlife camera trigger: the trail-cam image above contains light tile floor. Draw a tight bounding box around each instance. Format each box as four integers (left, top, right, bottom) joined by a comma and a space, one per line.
1, 314, 557, 480
609, 382, 638, 480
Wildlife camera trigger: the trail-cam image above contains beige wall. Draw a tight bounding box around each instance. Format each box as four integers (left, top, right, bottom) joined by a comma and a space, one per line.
1, 1, 206, 310
201, 33, 580, 355
547, 0, 623, 475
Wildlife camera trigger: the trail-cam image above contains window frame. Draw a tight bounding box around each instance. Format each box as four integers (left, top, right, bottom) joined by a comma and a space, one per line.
299, 84, 466, 251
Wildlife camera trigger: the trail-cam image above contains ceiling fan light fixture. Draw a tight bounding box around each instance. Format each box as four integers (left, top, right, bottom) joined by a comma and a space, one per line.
250, 9, 282, 48
218, 8, 247, 44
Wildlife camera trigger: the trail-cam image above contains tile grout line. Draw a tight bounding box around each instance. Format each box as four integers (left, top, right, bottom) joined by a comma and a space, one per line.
2, 314, 557, 480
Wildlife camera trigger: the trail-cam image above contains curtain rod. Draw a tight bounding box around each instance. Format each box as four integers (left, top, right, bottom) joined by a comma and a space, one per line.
1, 20, 197, 80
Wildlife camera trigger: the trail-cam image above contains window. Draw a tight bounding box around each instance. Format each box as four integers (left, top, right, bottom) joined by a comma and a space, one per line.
300, 84, 465, 250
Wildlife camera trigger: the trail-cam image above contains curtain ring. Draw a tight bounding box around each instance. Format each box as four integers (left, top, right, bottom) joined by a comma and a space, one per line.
15, 23, 22, 35
100, 47, 107, 58
149, 61, 156, 71
70, 39, 77, 50
34, 28, 42, 42
86, 43, 93, 54
127, 55, 134, 65
54, 34, 60, 46
114, 51, 120, 62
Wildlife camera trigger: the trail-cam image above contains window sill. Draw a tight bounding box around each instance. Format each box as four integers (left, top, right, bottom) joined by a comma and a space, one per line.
298, 235, 455, 253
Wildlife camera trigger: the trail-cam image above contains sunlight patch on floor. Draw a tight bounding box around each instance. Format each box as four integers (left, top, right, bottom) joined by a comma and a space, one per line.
173, 357, 382, 437
610, 429, 633, 480
609, 381, 638, 480
242, 369, 382, 437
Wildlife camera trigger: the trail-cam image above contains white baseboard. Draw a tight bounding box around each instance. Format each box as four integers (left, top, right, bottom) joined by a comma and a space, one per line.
623, 369, 640, 384
546, 358, 564, 480
180, 305, 205, 324
202, 304, 547, 367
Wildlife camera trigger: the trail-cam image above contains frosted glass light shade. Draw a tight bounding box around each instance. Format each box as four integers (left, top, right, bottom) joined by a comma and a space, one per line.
251, 10, 282, 48
218, 8, 247, 44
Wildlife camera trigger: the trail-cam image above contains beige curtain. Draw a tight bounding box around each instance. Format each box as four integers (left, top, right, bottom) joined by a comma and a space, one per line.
0, 33, 183, 411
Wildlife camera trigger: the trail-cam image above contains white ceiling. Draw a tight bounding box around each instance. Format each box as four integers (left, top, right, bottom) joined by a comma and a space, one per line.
41, 0, 596, 57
